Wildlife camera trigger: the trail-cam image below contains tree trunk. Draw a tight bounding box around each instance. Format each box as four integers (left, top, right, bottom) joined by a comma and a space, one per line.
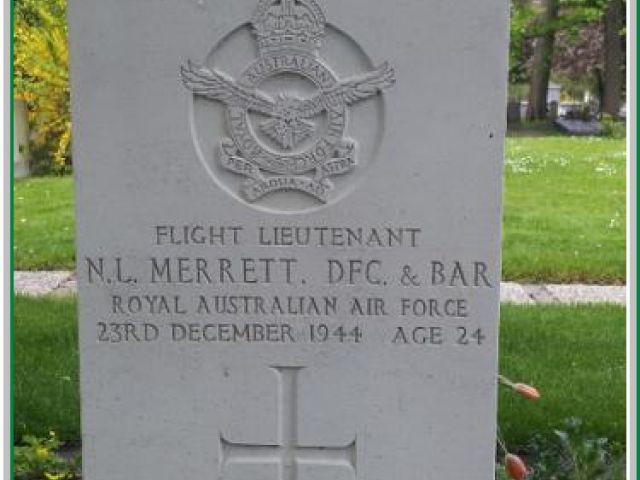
527, 0, 559, 120
602, 0, 624, 116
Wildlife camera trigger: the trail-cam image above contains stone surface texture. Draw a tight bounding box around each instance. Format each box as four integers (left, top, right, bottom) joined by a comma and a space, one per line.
68, 1, 509, 479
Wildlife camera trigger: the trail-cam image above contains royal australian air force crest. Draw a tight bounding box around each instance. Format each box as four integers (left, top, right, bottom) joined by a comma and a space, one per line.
181, 0, 395, 204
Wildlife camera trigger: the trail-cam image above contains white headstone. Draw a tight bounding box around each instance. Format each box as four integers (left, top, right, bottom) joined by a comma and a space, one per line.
69, 1, 509, 479
14, 99, 30, 179
548, 82, 562, 105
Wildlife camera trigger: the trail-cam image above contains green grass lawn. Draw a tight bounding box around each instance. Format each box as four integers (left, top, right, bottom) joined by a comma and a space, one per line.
14, 296, 626, 447
503, 136, 626, 283
13, 136, 627, 283
14, 296, 79, 443
13, 176, 75, 271
499, 304, 626, 447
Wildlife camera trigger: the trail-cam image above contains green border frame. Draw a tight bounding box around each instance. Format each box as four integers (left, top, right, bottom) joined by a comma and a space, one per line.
9, 0, 15, 477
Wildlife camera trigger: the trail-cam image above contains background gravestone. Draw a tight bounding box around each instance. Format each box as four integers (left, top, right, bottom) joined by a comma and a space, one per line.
69, 1, 509, 479
13, 99, 30, 179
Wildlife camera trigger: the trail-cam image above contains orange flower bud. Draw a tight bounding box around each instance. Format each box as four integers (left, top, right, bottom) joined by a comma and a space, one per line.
505, 453, 527, 480
513, 383, 540, 401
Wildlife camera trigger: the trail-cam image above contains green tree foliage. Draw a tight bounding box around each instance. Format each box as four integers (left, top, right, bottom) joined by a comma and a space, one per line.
14, 0, 71, 172
510, 1, 538, 83
510, 0, 612, 84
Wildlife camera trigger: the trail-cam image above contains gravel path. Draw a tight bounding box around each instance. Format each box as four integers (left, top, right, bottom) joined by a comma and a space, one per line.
13, 271, 627, 305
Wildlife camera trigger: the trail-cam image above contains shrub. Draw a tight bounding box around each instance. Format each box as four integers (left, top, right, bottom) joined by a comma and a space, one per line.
14, 433, 80, 480
14, 0, 71, 174
496, 418, 626, 479
600, 114, 626, 139
525, 418, 625, 479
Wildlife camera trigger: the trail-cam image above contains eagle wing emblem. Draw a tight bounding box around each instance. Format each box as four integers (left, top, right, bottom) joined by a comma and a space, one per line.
180, 61, 276, 116
181, 61, 395, 150
259, 94, 317, 150
295, 62, 396, 119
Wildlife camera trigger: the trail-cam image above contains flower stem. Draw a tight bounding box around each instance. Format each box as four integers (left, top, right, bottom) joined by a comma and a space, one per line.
496, 428, 509, 455
498, 374, 514, 387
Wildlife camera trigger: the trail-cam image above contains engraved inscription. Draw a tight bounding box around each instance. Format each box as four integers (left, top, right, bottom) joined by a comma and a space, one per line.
181, 0, 395, 203
220, 367, 357, 480
87, 224, 497, 348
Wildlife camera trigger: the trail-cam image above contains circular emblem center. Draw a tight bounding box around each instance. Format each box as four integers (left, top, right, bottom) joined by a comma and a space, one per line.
230, 53, 346, 175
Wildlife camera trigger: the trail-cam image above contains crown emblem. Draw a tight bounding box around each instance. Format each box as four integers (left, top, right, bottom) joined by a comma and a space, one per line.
252, 0, 326, 55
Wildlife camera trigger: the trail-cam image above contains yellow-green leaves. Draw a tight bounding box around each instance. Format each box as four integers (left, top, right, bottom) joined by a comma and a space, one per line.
14, 0, 70, 170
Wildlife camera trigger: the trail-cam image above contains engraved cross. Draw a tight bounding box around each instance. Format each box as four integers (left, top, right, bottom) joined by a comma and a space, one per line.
219, 367, 357, 480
